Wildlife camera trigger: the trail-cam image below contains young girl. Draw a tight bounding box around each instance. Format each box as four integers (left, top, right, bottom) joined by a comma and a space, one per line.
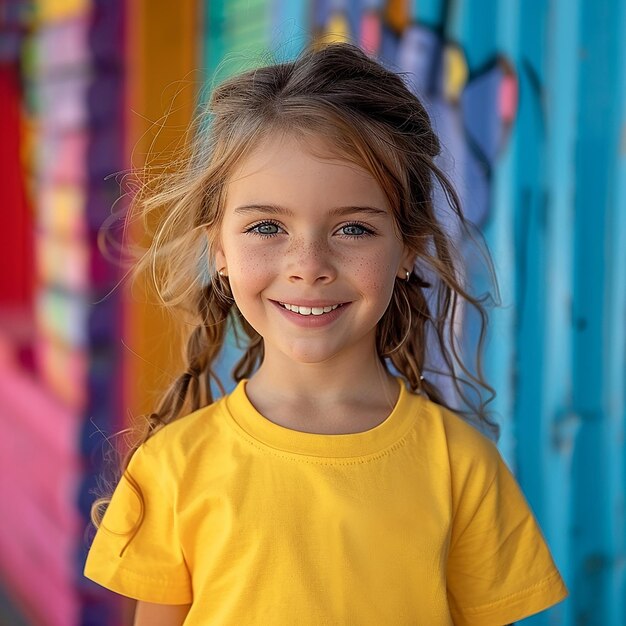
84, 42, 568, 625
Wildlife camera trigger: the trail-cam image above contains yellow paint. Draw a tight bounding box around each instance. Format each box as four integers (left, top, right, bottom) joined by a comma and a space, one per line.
444, 45, 468, 103
40, 185, 85, 236
36, 0, 89, 22
323, 12, 351, 43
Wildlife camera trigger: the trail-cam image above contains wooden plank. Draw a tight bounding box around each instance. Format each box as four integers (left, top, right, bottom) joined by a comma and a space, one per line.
569, 0, 626, 622
538, 1, 582, 624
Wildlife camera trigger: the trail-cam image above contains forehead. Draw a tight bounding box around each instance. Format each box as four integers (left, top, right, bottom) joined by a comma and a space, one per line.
224, 133, 389, 211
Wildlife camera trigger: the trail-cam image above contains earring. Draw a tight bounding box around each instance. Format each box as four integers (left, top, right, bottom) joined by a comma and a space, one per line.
212, 269, 235, 303
405, 270, 411, 282
417, 373, 426, 395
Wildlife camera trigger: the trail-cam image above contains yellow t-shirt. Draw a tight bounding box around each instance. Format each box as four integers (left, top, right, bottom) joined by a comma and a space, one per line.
84, 379, 568, 625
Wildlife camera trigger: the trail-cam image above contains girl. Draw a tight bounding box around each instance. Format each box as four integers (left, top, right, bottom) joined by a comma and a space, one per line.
84, 42, 568, 625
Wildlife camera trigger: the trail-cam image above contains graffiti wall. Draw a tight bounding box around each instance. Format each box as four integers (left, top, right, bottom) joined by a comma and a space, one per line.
0, 1, 624, 625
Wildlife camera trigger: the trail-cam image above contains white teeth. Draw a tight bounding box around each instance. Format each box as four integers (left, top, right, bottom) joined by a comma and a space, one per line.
279, 302, 341, 316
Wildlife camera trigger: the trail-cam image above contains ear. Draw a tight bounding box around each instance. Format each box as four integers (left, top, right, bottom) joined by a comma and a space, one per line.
397, 247, 417, 280
210, 229, 228, 276
214, 247, 227, 276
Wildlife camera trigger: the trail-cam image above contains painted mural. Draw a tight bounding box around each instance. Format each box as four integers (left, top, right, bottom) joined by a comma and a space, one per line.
0, 1, 624, 625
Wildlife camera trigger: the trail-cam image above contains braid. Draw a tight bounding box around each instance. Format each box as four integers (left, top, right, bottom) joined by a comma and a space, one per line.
91, 278, 234, 530
143, 281, 232, 434
232, 312, 264, 381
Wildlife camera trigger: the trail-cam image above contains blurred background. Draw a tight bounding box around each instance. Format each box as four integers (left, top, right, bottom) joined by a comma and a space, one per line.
0, 0, 624, 624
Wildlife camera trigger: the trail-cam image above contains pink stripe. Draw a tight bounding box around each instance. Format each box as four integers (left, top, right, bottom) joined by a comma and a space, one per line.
0, 358, 81, 626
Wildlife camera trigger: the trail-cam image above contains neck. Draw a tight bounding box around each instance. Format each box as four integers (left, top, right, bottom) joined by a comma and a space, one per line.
246, 342, 398, 409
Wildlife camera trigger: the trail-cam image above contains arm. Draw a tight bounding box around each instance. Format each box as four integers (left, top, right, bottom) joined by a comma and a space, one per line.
134, 601, 191, 626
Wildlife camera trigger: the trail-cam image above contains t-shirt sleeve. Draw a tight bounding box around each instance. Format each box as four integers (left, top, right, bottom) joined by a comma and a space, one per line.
83, 441, 192, 604
446, 433, 568, 626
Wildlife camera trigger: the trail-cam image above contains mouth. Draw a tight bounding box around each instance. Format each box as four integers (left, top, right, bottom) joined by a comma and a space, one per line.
277, 302, 345, 316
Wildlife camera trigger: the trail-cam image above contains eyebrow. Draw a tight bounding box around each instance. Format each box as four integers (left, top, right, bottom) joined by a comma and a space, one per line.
233, 203, 388, 217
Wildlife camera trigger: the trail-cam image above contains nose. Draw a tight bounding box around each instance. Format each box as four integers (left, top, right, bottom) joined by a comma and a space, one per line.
286, 236, 337, 284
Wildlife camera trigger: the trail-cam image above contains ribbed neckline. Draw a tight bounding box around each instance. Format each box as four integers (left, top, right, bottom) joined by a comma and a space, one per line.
223, 378, 417, 458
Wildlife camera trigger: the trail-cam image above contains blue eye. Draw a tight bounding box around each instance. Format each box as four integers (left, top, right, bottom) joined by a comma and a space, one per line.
339, 223, 374, 237
247, 221, 282, 236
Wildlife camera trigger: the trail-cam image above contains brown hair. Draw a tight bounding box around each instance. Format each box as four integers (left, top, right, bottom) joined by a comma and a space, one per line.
91, 42, 498, 532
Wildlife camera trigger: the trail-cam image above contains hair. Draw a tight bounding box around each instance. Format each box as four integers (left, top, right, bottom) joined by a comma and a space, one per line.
91, 42, 499, 536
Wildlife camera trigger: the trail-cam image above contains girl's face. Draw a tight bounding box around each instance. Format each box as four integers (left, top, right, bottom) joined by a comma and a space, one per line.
214, 133, 414, 367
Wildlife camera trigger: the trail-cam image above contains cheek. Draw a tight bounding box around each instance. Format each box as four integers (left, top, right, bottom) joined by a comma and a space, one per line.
226, 242, 276, 297
350, 249, 398, 299
234, 251, 268, 277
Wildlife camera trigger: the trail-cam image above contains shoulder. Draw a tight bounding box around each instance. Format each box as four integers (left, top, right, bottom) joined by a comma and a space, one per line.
148, 392, 229, 446
407, 393, 504, 496
129, 392, 233, 482
411, 393, 501, 467
440, 403, 501, 474
412, 401, 534, 544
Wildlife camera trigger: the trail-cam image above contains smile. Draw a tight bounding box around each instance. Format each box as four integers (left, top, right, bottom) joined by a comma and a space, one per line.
278, 302, 343, 316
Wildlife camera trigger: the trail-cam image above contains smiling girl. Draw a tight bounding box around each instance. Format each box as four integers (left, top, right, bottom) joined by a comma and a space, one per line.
84, 43, 568, 625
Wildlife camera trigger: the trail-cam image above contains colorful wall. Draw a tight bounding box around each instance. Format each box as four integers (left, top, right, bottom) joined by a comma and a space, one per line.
0, 1, 624, 625
1, 0, 126, 624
